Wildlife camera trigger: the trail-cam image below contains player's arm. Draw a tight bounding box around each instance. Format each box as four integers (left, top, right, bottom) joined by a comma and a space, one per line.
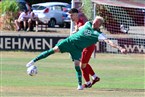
98, 33, 127, 54
103, 39, 127, 54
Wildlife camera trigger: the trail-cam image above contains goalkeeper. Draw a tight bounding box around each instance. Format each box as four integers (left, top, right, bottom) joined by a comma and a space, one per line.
26, 16, 127, 90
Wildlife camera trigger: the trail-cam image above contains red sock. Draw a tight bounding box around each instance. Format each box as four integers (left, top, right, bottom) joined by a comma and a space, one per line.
87, 64, 95, 76
82, 66, 90, 82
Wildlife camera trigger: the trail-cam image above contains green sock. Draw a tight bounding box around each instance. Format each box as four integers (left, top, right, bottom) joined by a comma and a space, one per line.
33, 49, 54, 62
75, 66, 82, 86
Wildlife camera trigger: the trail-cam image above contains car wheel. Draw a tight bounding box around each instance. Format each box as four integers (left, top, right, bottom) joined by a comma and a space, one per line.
48, 19, 56, 27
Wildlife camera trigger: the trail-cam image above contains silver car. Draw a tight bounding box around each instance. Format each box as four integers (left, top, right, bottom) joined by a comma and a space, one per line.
32, 2, 70, 27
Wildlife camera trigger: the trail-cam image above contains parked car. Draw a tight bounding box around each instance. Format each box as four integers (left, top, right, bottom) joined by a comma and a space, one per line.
62, 4, 71, 28
63, 13, 71, 28
32, 2, 70, 27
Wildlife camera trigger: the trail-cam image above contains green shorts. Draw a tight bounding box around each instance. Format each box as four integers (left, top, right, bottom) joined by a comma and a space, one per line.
55, 39, 82, 61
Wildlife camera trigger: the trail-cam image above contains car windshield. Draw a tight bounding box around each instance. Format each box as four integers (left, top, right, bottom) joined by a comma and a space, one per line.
32, 5, 47, 10
65, 4, 71, 8
62, 4, 71, 12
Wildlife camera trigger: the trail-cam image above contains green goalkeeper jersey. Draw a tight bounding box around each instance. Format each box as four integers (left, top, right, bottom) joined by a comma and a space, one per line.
67, 21, 105, 50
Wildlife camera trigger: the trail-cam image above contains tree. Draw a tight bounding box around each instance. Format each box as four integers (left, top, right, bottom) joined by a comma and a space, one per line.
82, 0, 93, 20
0, 0, 19, 30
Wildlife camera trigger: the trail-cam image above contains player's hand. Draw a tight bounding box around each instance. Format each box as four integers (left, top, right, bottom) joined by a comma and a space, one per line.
120, 48, 127, 54
71, 31, 76, 34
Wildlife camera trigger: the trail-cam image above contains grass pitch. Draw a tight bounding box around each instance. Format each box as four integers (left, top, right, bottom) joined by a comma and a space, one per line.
1, 51, 145, 97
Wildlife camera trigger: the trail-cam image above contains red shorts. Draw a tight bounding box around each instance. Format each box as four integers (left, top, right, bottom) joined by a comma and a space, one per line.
81, 44, 96, 63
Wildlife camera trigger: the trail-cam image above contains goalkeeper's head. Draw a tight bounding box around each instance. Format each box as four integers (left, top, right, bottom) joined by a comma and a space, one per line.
92, 16, 104, 30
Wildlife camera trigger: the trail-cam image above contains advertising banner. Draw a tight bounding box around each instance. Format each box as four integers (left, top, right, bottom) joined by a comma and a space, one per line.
0, 36, 144, 53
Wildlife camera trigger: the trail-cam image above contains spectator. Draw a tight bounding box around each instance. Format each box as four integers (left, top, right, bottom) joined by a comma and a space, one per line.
27, 12, 39, 32
14, 10, 29, 31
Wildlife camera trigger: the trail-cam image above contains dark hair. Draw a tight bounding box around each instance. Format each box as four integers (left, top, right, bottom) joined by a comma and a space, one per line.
23, 9, 28, 13
68, 8, 78, 13
31, 8, 33, 12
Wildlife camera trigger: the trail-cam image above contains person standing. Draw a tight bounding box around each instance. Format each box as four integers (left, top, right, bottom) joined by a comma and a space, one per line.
68, 8, 100, 88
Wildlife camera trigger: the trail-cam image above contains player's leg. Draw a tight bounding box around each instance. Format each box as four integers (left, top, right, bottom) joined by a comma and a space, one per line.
33, 47, 57, 62
86, 64, 100, 85
81, 45, 95, 87
81, 62, 92, 88
70, 50, 83, 90
26, 46, 59, 67
84, 45, 100, 86
81, 44, 100, 87
26, 38, 70, 68
73, 60, 83, 90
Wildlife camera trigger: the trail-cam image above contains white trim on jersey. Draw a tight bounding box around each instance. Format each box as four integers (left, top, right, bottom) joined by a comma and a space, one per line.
98, 33, 107, 41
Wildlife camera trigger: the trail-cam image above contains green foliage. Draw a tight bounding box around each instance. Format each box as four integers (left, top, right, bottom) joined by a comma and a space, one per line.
82, 0, 93, 20
0, 0, 19, 15
0, 0, 20, 30
0, 2, 1, 15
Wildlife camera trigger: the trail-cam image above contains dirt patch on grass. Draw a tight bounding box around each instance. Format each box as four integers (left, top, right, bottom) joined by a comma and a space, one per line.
1, 86, 145, 97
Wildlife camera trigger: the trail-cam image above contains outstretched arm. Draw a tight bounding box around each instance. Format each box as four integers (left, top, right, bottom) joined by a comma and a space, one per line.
103, 39, 127, 54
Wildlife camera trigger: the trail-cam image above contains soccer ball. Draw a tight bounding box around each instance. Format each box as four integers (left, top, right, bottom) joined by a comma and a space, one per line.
27, 65, 38, 76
